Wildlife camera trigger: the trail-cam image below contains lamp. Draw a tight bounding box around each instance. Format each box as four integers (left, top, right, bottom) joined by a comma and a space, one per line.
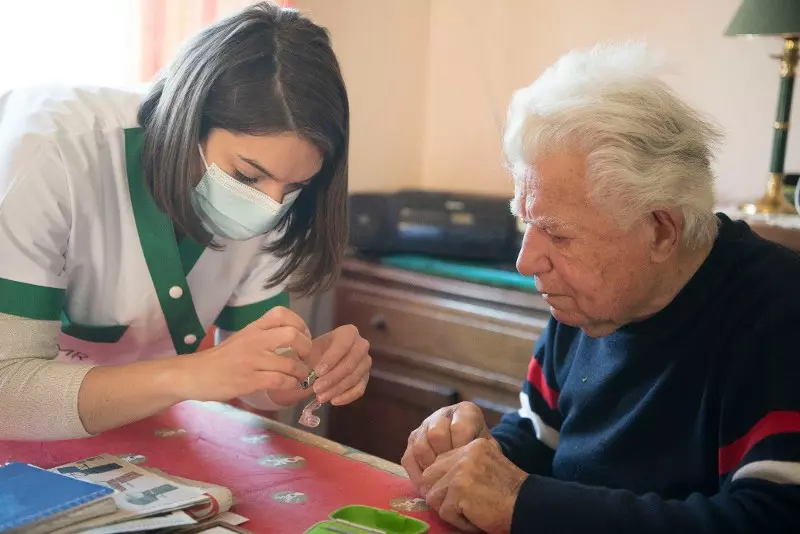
726, 0, 800, 215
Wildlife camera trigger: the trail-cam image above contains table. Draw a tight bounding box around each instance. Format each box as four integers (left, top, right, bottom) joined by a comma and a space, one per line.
0, 401, 458, 534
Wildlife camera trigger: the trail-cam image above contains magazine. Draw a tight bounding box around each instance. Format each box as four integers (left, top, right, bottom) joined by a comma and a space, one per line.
78, 510, 197, 534
140, 466, 235, 520
46, 454, 210, 534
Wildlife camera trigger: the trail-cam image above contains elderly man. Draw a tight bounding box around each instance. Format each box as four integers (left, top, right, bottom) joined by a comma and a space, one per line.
401, 43, 800, 534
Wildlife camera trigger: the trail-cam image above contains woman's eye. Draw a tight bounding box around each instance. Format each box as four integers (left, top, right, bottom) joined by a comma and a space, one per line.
233, 170, 259, 185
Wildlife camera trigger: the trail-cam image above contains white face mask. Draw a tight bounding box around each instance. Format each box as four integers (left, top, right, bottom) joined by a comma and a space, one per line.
191, 144, 300, 241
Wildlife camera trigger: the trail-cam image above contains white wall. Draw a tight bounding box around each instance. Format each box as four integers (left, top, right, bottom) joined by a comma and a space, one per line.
294, 0, 431, 193
421, 0, 800, 205
0, 0, 141, 93
295, 0, 800, 206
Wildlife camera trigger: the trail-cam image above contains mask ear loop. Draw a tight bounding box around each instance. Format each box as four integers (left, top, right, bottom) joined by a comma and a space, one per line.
197, 144, 210, 169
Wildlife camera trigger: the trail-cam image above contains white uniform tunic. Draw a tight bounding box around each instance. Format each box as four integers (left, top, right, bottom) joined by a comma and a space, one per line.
0, 85, 289, 436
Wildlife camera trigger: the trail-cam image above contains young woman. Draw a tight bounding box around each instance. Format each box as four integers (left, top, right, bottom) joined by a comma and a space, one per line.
0, 2, 371, 440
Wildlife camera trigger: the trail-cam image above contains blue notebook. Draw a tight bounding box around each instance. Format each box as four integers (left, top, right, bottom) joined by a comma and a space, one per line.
0, 462, 116, 534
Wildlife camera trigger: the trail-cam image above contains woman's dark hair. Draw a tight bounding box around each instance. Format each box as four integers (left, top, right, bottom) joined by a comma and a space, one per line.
138, 1, 349, 296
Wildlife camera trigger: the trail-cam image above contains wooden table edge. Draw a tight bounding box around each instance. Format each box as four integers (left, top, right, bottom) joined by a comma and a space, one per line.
190, 400, 409, 479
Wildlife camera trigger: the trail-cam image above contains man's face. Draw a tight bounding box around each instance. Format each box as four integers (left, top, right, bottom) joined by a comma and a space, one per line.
514, 151, 657, 337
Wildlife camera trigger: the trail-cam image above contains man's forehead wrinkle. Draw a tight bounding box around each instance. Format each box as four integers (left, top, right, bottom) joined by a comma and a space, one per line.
515, 190, 575, 231
525, 194, 536, 220
523, 165, 540, 190
515, 165, 577, 230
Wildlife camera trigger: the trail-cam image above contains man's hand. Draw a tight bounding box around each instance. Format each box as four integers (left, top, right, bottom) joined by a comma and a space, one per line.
401, 402, 492, 493
421, 438, 528, 534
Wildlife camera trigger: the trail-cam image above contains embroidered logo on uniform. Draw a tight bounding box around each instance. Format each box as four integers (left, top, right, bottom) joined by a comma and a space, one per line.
57, 344, 89, 361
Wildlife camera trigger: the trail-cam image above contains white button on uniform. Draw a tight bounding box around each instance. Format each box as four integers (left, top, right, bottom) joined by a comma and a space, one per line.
169, 286, 183, 299
184, 334, 197, 345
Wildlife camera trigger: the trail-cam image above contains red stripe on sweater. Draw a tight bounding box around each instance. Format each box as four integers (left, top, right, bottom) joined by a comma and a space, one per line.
526, 357, 559, 410
718, 411, 800, 475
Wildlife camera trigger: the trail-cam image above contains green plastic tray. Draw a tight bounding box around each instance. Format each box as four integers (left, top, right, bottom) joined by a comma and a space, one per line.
304, 504, 429, 534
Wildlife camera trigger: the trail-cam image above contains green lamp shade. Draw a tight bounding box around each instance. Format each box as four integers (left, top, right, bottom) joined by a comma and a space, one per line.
726, 0, 800, 37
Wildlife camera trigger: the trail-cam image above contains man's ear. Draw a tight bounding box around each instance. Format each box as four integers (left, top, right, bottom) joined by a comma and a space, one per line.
649, 209, 681, 263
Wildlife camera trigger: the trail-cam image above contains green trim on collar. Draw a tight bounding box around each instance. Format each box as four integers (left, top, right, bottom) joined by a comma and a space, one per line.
61, 309, 128, 343
214, 291, 290, 331
0, 278, 65, 321
124, 127, 206, 354
178, 237, 206, 275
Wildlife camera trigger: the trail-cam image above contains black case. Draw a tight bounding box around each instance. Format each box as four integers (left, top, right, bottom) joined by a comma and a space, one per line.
348, 189, 518, 262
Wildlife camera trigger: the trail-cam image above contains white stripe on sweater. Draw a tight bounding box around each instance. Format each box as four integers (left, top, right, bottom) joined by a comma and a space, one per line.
518, 391, 560, 450
732, 460, 800, 485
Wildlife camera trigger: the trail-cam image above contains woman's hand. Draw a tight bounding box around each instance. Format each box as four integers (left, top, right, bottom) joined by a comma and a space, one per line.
182, 306, 312, 402
310, 324, 372, 406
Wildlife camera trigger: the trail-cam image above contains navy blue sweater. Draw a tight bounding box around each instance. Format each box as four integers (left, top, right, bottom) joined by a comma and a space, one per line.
492, 214, 800, 533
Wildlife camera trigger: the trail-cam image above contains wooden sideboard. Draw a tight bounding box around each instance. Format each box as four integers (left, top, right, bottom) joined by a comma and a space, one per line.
327, 258, 549, 464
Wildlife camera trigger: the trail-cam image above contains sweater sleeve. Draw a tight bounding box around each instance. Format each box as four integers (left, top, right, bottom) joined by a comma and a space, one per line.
509, 315, 800, 534
0, 313, 95, 440
0, 136, 96, 439
492, 318, 561, 476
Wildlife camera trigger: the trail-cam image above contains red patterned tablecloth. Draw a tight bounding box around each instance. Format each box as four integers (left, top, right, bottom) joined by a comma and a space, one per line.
0, 401, 458, 534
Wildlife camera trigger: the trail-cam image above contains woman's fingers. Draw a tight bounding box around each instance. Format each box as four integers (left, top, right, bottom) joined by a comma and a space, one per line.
255, 325, 313, 359
313, 336, 368, 402
313, 324, 359, 375
258, 352, 310, 379
253, 369, 306, 390
328, 356, 371, 405
252, 306, 310, 336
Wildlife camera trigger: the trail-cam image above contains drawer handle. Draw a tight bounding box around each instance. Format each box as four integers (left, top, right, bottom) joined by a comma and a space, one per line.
370, 314, 388, 331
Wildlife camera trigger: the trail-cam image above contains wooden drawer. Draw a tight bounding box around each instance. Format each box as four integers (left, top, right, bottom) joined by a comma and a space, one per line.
335, 279, 547, 381
373, 353, 520, 424
327, 258, 549, 462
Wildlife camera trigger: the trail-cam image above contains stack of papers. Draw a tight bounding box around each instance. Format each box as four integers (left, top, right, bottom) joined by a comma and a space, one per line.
1, 453, 248, 534
0, 462, 115, 534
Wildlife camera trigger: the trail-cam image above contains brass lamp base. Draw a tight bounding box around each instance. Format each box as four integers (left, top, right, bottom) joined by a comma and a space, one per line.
738, 173, 798, 215
739, 195, 797, 215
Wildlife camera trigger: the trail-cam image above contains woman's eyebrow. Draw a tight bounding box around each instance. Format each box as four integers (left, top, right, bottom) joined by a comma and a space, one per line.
239, 155, 277, 179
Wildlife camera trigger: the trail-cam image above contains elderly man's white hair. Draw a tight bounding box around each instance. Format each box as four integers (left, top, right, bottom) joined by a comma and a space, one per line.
503, 42, 723, 250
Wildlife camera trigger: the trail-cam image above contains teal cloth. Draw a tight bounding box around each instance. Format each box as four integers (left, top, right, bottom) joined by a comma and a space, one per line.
379, 254, 538, 293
